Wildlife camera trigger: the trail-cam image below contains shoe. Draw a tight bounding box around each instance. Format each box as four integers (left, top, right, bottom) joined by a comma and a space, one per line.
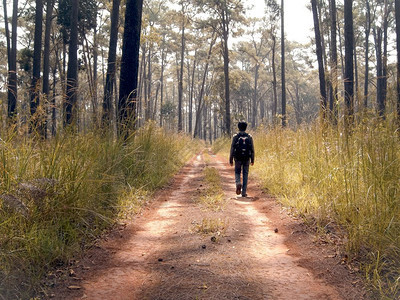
236, 184, 242, 195
242, 193, 247, 197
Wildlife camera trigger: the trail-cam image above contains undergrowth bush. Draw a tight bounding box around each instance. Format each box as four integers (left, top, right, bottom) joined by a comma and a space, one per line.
0, 122, 198, 298
250, 118, 400, 299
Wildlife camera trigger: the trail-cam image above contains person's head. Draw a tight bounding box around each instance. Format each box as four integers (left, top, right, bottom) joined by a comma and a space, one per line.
238, 121, 247, 131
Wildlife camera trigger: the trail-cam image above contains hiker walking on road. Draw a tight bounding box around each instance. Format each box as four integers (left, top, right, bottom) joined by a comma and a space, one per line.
229, 121, 255, 197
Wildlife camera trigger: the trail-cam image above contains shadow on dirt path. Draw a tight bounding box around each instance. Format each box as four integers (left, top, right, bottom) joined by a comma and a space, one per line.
53, 151, 368, 300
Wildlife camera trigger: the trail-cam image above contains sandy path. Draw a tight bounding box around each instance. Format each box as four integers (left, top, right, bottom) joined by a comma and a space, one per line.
55, 151, 367, 300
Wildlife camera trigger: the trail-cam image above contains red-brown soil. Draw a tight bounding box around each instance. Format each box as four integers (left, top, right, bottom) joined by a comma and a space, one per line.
49, 151, 369, 300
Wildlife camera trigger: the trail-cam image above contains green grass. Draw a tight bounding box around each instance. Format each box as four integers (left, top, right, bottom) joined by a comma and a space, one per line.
0, 122, 199, 299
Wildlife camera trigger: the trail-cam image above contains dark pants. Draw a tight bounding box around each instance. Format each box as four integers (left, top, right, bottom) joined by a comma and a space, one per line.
235, 159, 250, 196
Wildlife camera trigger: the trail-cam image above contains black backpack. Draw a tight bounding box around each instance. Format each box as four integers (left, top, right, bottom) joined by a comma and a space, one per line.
234, 133, 252, 161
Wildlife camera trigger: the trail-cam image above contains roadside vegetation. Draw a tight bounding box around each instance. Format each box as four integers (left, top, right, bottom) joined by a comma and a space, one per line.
214, 116, 400, 299
0, 122, 199, 298
197, 153, 225, 211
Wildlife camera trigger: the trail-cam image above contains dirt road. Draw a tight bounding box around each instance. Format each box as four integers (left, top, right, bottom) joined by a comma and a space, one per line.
54, 151, 368, 300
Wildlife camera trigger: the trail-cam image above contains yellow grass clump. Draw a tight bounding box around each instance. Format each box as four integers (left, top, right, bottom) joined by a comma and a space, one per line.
251, 118, 400, 298
0, 122, 199, 298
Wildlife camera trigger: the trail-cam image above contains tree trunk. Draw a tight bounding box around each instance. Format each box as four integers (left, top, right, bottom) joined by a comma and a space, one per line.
189, 56, 196, 135
30, 0, 44, 135
374, 27, 384, 117
102, 0, 121, 128
317, 0, 328, 74
194, 33, 216, 138
363, 0, 371, 109
329, 0, 338, 123
93, 20, 98, 126
252, 64, 259, 128
271, 34, 278, 125
137, 44, 146, 126
83, 36, 96, 126
146, 46, 152, 121
344, 0, 354, 125
312, 0, 327, 122
42, 0, 55, 138
118, 0, 144, 137
178, 2, 185, 132
64, 0, 79, 127
337, 19, 345, 79
5, 0, 18, 122
3, 0, 10, 61
159, 47, 165, 127
51, 65, 57, 136
281, 0, 286, 127
221, 2, 231, 136
382, 0, 389, 117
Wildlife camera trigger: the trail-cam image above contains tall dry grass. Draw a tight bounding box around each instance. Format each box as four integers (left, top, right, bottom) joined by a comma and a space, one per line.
251, 117, 400, 298
0, 122, 199, 298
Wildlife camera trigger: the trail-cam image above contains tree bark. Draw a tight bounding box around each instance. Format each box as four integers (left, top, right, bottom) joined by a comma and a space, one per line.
221, 1, 231, 136
146, 46, 152, 121
5, 0, 18, 122
102, 0, 121, 128
64, 0, 79, 127
30, 0, 44, 135
312, 0, 327, 122
271, 34, 278, 125
51, 65, 57, 136
159, 46, 165, 127
329, 0, 338, 123
194, 33, 216, 138
363, 0, 371, 109
344, 0, 354, 125
252, 64, 259, 128
118, 0, 144, 137
189, 56, 196, 135
374, 27, 384, 117
178, 2, 185, 132
42, 0, 55, 138
382, 0, 389, 117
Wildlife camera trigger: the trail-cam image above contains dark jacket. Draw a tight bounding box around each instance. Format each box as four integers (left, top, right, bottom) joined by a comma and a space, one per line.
229, 131, 255, 164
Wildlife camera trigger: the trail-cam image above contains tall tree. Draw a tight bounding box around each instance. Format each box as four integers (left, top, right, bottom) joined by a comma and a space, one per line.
4, 0, 18, 123
42, 0, 55, 137
118, 0, 144, 137
344, 0, 354, 125
64, 0, 80, 126
194, 32, 216, 138
363, 0, 371, 109
271, 34, 278, 124
266, 0, 279, 125
221, 0, 232, 135
178, 1, 186, 132
102, 0, 121, 127
30, 0, 44, 135
382, 0, 389, 117
374, 26, 384, 117
311, 0, 327, 121
196, 0, 243, 135
281, 0, 286, 127
329, 0, 338, 123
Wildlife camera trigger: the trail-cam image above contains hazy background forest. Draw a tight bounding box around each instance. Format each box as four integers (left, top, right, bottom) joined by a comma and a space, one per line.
1, 0, 398, 136
1, 0, 400, 298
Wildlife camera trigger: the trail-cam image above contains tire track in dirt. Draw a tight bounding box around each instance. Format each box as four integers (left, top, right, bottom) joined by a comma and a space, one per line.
56, 151, 367, 300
